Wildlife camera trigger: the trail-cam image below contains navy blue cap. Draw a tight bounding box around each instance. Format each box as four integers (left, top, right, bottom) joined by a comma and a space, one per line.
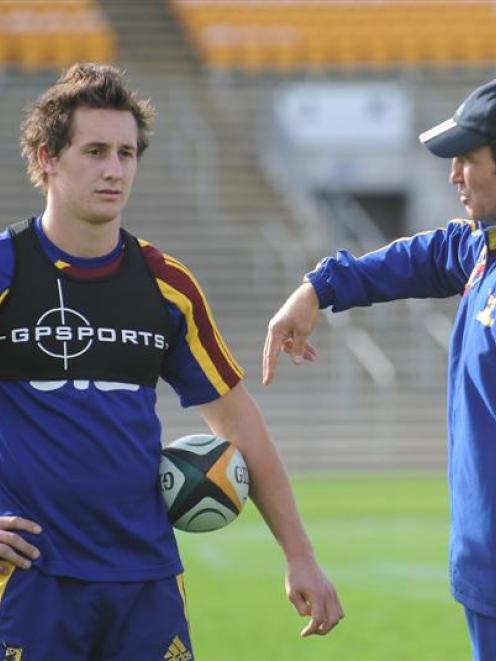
419, 79, 496, 158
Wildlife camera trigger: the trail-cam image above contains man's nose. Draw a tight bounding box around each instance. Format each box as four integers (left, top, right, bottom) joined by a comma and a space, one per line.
103, 152, 123, 179
450, 157, 463, 185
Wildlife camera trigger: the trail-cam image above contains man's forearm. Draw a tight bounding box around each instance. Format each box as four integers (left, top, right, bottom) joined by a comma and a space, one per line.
199, 382, 343, 635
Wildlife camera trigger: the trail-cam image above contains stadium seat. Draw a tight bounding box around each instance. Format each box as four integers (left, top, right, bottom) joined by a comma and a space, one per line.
0, 0, 116, 72
168, 1, 496, 71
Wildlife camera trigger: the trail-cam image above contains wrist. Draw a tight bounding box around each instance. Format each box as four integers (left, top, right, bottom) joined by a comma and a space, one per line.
304, 272, 333, 309
283, 541, 317, 565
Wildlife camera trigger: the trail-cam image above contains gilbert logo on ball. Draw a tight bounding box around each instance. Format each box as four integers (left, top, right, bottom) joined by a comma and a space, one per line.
159, 434, 250, 532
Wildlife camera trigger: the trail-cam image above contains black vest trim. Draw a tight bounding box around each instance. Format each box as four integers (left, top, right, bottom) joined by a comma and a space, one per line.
0, 219, 172, 386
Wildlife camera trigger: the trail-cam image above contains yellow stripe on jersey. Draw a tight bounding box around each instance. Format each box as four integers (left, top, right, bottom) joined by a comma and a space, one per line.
0, 289, 9, 305
162, 255, 243, 380
212, 324, 243, 377
156, 277, 233, 395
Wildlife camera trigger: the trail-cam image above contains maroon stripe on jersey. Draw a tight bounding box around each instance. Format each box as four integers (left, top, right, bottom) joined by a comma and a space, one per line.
141, 243, 240, 388
60, 251, 125, 281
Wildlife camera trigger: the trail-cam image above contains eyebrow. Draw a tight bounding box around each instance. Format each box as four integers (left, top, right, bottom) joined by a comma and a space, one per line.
83, 141, 137, 153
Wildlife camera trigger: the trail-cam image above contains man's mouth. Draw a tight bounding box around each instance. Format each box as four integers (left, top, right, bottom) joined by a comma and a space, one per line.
96, 189, 120, 196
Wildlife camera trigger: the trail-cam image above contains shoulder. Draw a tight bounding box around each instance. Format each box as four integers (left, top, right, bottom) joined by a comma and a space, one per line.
443, 219, 487, 275
446, 218, 485, 250
445, 218, 483, 244
447, 218, 477, 233
410, 219, 477, 243
0, 228, 15, 298
0, 227, 13, 250
137, 238, 206, 302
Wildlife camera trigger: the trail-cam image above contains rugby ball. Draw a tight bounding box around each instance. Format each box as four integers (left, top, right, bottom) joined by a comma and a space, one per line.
159, 434, 250, 532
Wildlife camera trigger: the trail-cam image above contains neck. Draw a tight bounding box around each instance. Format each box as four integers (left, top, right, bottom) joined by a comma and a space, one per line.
41, 205, 121, 258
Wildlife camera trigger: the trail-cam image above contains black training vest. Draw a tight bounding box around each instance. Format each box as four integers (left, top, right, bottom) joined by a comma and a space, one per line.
0, 219, 172, 386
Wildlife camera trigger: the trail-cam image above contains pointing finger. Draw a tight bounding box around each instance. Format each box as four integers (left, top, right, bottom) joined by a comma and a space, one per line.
262, 327, 285, 385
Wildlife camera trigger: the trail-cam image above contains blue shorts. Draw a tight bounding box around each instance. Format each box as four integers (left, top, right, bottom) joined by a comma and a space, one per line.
465, 606, 496, 661
0, 564, 193, 660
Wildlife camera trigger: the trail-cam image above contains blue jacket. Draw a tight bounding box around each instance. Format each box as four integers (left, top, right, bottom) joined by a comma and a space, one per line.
307, 219, 496, 616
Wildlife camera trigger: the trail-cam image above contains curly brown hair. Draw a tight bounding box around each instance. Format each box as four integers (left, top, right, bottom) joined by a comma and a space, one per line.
20, 62, 156, 193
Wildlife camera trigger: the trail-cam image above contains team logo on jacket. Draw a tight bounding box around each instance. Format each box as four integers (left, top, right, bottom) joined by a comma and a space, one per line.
3, 646, 23, 661
476, 290, 496, 327
0, 279, 167, 370
465, 245, 487, 294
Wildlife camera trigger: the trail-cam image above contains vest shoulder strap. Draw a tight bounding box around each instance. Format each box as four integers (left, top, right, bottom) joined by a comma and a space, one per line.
8, 218, 33, 237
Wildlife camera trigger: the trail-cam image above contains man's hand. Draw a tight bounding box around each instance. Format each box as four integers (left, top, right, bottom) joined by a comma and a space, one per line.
263, 283, 320, 385
286, 556, 344, 637
0, 516, 42, 570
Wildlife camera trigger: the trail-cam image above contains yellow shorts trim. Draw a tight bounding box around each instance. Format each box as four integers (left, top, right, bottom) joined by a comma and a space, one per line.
176, 573, 190, 628
0, 561, 16, 604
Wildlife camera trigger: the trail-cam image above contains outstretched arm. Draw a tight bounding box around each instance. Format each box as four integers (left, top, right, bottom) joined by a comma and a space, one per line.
199, 382, 344, 637
263, 220, 482, 383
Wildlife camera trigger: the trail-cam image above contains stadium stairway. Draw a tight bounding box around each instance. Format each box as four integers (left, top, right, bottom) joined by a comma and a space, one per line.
0, 1, 479, 472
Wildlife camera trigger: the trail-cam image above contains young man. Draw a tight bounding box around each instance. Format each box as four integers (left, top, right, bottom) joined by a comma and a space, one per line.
0, 63, 343, 659
263, 78, 496, 661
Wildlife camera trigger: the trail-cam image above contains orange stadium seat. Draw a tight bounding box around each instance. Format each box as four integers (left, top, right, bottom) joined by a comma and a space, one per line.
0, 0, 116, 72
168, 0, 496, 71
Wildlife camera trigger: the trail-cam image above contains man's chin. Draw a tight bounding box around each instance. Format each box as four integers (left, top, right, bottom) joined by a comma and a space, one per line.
468, 211, 496, 224
461, 204, 475, 221
84, 212, 120, 226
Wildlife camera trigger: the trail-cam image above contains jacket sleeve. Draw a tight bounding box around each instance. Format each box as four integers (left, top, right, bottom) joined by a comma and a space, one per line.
306, 220, 483, 312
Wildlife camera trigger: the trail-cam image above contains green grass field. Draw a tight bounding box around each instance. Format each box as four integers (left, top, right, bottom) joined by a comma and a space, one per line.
176, 474, 471, 661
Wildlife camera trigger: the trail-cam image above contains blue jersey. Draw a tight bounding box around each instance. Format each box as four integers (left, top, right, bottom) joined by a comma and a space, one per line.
307, 219, 496, 617
0, 218, 243, 581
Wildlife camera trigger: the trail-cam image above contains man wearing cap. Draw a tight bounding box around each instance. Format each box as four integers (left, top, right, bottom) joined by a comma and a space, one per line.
262, 78, 496, 660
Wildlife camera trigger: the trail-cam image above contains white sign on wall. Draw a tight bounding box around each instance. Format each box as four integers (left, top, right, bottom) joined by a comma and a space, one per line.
276, 82, 412, 149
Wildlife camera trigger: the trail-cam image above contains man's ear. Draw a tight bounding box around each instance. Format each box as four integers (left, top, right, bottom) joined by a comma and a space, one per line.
37, 144, 58, 176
